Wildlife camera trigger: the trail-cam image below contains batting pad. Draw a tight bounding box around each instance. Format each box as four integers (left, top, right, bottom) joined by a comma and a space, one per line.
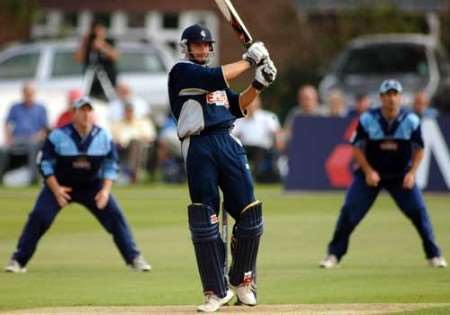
188, 204, 228, 298
229, 201, 263, 287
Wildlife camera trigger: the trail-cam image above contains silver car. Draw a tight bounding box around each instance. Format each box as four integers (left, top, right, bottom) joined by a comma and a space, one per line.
319, 33, 450, 107
0, 39, 174, 129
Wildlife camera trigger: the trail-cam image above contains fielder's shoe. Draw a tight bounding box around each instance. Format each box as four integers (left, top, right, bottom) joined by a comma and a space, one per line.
235, 282, 257, 306
197, 289, 233, 313
428, 256, 448, 268
4, 259, 26, 273
319, 254, 339, 269
130, 255, 151, 272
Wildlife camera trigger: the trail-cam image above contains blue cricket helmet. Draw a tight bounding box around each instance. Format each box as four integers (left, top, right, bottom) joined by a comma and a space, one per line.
181, 24, 215, 44
180, 24, 215, 64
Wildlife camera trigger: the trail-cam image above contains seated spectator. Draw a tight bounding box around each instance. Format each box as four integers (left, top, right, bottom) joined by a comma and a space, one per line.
0, 82, 48, 183
347, 93, 372, 118
281, 84, 325, 152
109, 82, 150, 123
232, 96, 282, 182
55, 89, 83, 128
412, 91, 439, 119
326, 89, 348, 117
157, 115, 185, 183
110, 102, 156, 183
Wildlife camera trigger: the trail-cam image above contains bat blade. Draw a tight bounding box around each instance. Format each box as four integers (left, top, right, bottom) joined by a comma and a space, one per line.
214, 0, 253, 47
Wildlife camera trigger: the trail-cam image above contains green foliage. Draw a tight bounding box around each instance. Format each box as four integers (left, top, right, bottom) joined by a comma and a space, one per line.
0, 185, 449, 310
0, 0, 36, 20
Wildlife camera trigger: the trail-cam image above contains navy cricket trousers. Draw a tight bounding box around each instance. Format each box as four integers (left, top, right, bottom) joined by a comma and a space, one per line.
183, 132, 255, 220
328, 173, 441, 260
12, 186, 140, 267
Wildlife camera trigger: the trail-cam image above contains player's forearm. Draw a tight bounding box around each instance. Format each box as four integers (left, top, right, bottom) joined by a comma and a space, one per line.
353, 147, 374, 174
409, 148, 424, 174
222, 60, 251, 82
239, 85, 260, 110
46, 176, 61, 194
102, 178, 113, 193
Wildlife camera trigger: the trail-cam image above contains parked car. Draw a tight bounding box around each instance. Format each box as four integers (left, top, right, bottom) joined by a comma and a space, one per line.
319, 34, 450, 107
0, 39, 175, 143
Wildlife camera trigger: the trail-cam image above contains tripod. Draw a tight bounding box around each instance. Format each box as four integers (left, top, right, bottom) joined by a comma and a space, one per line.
83, 64, 117, 101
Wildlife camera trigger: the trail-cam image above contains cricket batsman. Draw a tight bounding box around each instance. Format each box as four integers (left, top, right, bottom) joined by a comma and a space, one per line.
168, 24, 277, 312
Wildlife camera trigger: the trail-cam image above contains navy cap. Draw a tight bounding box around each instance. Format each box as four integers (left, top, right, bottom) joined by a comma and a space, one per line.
73, 96, 93, 109
379, 79, 403, 94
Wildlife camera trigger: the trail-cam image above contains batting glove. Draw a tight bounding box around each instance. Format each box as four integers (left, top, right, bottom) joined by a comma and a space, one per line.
243, 41, 269, 66
252, 58, 277, 91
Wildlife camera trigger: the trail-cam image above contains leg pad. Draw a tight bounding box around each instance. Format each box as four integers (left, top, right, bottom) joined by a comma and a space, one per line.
229, 201, 263, 287
188, 204, 227, 297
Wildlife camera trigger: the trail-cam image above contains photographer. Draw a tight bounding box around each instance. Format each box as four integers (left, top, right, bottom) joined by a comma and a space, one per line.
75, 20, 119, 101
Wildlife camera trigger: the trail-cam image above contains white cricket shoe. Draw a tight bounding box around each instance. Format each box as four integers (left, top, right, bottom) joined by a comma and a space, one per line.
4, 259, 26, 273
197, 289, 233, 313
130, 255, 151, 272
320, 254, 339, 269
235, 282, 257, 306
428, 256, 448, 268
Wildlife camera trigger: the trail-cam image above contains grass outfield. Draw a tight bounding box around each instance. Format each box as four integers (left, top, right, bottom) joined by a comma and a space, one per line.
0, 185, 449, 314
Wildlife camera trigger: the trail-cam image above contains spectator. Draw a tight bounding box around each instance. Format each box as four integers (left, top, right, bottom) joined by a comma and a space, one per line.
348, 93, 372, 118
281, 84, 324, 152
110, 102, 156, 183
55, 89, 83, 128
326, 89, 348, 117
412, 91, 439, 119
0, 82, 48, 183
232, 96, 282, 182
75, 20, 119, 101
109, 82, 150, 123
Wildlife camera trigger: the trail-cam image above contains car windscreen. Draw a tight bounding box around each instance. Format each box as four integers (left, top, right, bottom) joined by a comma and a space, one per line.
52, 50, 83, 77
338, 44, 429, 76
52, 48, 166, 76
0, 52, 40, 80
118, 50, 166, 73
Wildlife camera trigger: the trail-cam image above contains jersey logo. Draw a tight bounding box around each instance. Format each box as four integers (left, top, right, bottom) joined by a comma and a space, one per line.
206, 90, 230, 108
380, 140, 399, 151
73, 156, 92, 170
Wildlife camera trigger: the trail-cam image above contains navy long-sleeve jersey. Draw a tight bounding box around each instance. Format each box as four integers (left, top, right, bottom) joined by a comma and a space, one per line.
38, 124, 119, 189
168, 60, 245, 139
352, 108, 424, 179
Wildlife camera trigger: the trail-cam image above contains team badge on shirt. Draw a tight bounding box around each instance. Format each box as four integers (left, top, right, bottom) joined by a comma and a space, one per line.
73, 156, 92, 170
380, 140, 399, 151
206, 90, 230, 108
